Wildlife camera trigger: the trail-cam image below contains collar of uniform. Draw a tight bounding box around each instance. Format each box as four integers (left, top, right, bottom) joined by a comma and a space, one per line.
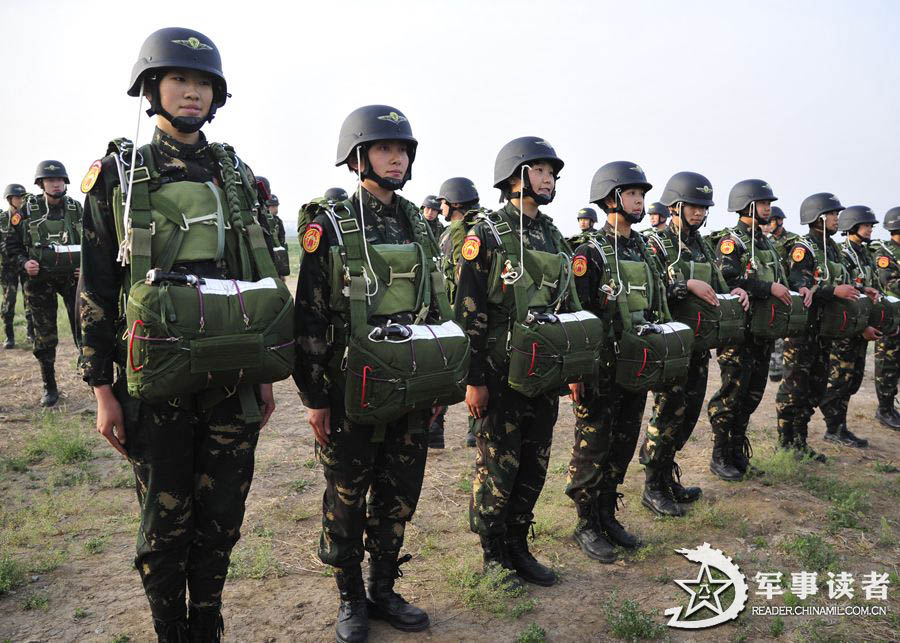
665, 220, 696, 245
736, 219, 766, 241
152, 127, 209, 160
501, 201, 547, 229
355, 186, 400, 219
601, 221, 639, 246
805, 229, 829, 250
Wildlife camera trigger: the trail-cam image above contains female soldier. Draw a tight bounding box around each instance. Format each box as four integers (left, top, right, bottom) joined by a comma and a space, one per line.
82, 28, 276, 641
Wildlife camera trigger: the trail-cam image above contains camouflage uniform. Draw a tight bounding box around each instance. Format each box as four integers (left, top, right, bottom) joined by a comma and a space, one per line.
4, 195, 81, 365
774, 231, 840, 450
293, 188, 436, 569
707, 221, 784, 472
81, 128, 267, 625
768, 227, 801, 381
0, 206, 33, 341
456, 201, 569, 538
873, 239, 900, 416
425, 214, 444, 240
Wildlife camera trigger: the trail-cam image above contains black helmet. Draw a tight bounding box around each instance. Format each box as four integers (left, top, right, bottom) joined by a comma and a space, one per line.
799, 192, 843, 225
493, 136, 564, 205
838, 205, 878, 233
439, 177, 479, 205
324, 187, 348, 202
660, 172, 714, 208
129, 28, 228, 133
3, 184, 26, 200
589, 161, 652, 224
884, 207, 900, 232
335, 105, 417, 190
647, 202, 669, 218
727, 179, 777, 213
421, 195, 441, 210
576, 207, 598, 223
267, 194, 279, 207
770, 206, 785, 221
34, 160, 69, 185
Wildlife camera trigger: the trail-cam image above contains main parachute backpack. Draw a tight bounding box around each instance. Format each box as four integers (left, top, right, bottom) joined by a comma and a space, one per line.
806, 239, 868, 339
110, 139, 295, 407
319, 199, 470, 425
23, 195, 82, 276
481, 211, 606, 398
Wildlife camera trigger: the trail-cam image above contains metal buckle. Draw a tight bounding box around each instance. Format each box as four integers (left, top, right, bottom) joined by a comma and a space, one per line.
130, 166, 151, 184
338, 218, 360, 234
493, 221, 512, 235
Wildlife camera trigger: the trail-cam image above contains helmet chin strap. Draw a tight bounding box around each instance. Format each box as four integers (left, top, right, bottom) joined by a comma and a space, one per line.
145, 78, 217, 134
358, 144, 410, 191
510, 165, 555, 205
612, 188, 644, 224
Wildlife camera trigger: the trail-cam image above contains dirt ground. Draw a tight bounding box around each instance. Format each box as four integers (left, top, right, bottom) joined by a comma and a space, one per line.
1, 273, 899, 642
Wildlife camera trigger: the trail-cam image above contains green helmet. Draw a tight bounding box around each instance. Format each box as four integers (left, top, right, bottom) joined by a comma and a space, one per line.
884, 207, 900, 232
727, 179, 777, 213
576, 207, 598, 223
3, 184, 26, 200
421, 195, 441, 210
335, 105, 417, 190
838, 205, 878, 233
34, 160, 69, 186
493, 136, 564, 205
659, 172, 714, 208
129, 27, 228, 133
799, 192, 843, 225
439, 177, 479, 205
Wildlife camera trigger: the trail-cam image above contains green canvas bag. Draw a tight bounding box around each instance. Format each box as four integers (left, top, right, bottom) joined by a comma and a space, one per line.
24, 196, 81, 276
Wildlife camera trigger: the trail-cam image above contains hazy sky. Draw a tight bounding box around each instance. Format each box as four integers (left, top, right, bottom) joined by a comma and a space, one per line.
2, 0, 899, 237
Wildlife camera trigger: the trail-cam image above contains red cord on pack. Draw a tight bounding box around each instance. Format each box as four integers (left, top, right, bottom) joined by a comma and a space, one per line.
769, 303, 776, 326
695, 311, 702, 336
839, 310, 848, 332
635, 348, 649, 378
360, 365, 372, 408
527, 342, 539, 376
129, 319, 145, 372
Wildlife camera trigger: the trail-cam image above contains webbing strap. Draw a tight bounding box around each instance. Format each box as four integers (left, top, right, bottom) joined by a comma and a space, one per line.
127, 148, 155, 288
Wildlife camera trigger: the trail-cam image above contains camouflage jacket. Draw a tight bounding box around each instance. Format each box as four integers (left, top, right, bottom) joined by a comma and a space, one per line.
4, 195, 83, 272
645, 221, 724, 300
841, 238, 879, 290
872, 238, 900, 296
784, 230, 840, 306
770, 227, 801, 270
425, 215, 445, 239
711, 220, 784, 300
439, 207, 485, 305
454, 201, 571, 386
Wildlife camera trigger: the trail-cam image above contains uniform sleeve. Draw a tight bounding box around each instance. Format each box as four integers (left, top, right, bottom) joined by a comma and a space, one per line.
877, 255, 900, 296
80, 162, 127, 387
292, 218, 332, 408
454, 227, 491, 386
5, 209, 28, 271
574, 243, 603, 311
715, 236, 771, 299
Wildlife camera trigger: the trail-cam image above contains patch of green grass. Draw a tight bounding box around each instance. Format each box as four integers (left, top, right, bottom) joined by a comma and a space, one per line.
874, 461, 899, 473
455, 474, 472, 494
825, 489, 867, 530
753, 536, 767, 548
755, 447, 806, 484
289, 507, 316, 522
24, 414, 93, 466
302, 458, 317, 469
517, 622, 546, 643
782, 534, 837, 572
29, 548, 67, 573
73, 607, 89, 620
878, 517, 897, 547
0, 552, 27, 594
84, 536, 108, 555
688, 501, 736, 530
22, 591, 48, 611
111, 635, 131, 643
444, 560, 535, 618
770, 615, 785, 637
548, 461, 568, 475
289, 478, 310, 493
227, 528, 283, 580
603, 592, 668, 641
2, 455, 29, 473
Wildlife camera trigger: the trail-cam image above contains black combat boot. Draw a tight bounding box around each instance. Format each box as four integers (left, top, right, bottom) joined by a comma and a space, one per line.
480, 534, 524, 590
3, 321, 14, 349
731, 434, 760, 477
366, 553, 429, 632
572, 502, 616, 563
792, 427, 826, 462
665, 459, 701, 504
334, 566, 369, 643
824, 422, 868, 448
188, 603, 223, 643
39, 360, 59, 407
428, 410, 445, 449
875, 402, 900, 429
597, 491, 641, 549
25, 315, 34, 344
153, 617, 189, 643
709, 434, 742, 481
777, 424, 795, 450
505, 522, 557, 586
641, 465, 683, 517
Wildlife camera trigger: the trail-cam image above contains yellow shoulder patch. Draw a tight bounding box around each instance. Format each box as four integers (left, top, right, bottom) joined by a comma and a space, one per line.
719, 238, 735, 255
81, 160, 102, 194
878, 255, 890, 269
461, 235, 481, 261
572, 255, 588, 277
791, 246, 806, 263
10, 212, 21, 226
302, 223, 323, 253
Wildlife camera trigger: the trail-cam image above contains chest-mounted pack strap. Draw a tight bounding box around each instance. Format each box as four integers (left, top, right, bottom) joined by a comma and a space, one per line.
125, 144, 157, 289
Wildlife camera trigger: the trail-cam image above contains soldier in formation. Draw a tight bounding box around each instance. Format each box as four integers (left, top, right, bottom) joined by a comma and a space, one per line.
873, 207, 900, 430
646, 201, 669, 233
1, 183, 34, 348
766, 206, 798, 382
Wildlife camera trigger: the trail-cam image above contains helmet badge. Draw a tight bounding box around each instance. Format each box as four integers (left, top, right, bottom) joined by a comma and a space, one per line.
172, 37, 213, 51
377, 111, 408, 124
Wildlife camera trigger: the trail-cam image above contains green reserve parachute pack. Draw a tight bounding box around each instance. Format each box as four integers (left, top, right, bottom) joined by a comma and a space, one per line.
647, 231, 746, 352
316, 198, 469, 426
481, 210, 605, 397
588, 232, 694, 392
23, 195, 82, 275
110, 139, 295, 410
797, 236, 869, 339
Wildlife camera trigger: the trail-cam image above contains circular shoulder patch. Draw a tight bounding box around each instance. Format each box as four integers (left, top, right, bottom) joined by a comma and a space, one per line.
791, 246, 806, 263
878, 255, 890, 269
461, 235, 481, 261
81, 160, 102, 194
10, 213, 21, 226
719, 238, 735, 255
302, 223, 323, 253
572, 255, 588, 277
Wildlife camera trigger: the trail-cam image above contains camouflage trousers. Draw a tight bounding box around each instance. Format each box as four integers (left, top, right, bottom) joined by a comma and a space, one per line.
0, 262, 31, 327
116, 378, 261, 621
470, 370, 557, 537
640, 350, 711, 467
566, 379, 647, 511
317, 395, 429, 568
707, 336, 774, 441
769, 338, 784, 379
775, 335, 833, 443
874, 332, 900, 406
821, 336, 868, 431
22, 271, 78, 362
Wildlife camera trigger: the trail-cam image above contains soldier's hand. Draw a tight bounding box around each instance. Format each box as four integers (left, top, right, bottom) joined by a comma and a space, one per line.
730, 287, 750, 311
863, 326, 882, 341
799, 286, 813, 308
687, 279, 719, 307
568, 382, 583, 404
466, 385, 489, 419
258, 383, 275, 428
24, 259, 39, 276
770, 282, 792, 306
834, 284, 860, 301
864, 287, 880, 302
308, 407, 331, 446
94, 385, 127, 458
